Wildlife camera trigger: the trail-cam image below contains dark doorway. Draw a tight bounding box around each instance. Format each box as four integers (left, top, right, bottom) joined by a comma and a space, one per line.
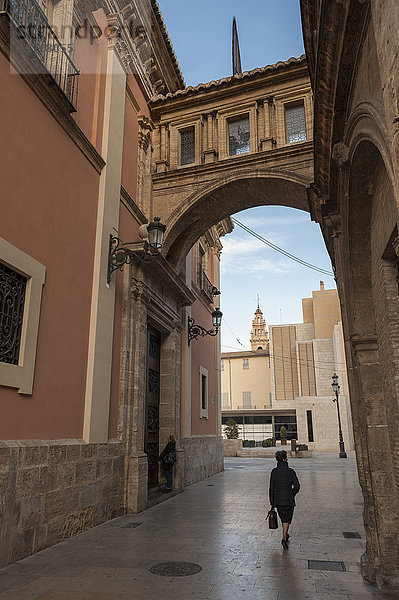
145, 324, 161, 488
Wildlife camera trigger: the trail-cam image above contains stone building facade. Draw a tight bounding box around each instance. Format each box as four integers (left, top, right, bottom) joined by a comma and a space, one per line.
300, 0, 399, 589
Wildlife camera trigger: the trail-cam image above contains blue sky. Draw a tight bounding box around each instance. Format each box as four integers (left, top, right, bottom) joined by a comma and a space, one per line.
158, 0, 305, 87
157, 1, 334, 350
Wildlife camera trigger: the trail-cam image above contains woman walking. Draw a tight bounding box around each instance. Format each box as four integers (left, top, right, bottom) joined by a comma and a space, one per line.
269, 449, 300, 549
158, 435, 176, 491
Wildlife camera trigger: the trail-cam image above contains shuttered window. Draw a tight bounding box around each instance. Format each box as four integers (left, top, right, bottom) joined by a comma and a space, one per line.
242, 391, 252, 408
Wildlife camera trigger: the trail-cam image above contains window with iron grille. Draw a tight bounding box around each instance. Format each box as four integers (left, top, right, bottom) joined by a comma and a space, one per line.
0, 263, 27, 365
243, 358, 249, 369
242, 391, 252, 408
228, 116, 250, 155
181, 128, 195, 165
285, 103, 307, 143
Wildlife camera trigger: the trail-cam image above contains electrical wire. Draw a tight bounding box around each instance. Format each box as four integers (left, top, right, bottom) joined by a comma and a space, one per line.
231, 217, 334, 277
222, 318, 249, 350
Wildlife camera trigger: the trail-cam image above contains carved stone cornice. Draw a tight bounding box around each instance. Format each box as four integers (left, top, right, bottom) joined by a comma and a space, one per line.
324, 212, 342, 238
138, 115, 155, 151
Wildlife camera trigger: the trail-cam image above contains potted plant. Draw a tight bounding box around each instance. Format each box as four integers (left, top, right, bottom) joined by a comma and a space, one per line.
280, 426, 288, 445
224, 419, 239, 439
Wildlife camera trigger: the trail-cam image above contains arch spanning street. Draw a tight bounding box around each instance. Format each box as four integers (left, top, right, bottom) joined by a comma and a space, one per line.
149, 16, 399, 587
150, 56, 313, 271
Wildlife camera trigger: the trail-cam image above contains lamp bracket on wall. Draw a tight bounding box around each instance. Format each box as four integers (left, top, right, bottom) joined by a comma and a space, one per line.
188, 308, 222, 346
188, 317, 219, 346
107, 236, 158, 286
107, 217, 166, 286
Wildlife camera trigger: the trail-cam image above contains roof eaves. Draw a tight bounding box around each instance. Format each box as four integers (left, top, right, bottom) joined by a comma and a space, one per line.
150, 54, 307, 105
151, 0, 185, 90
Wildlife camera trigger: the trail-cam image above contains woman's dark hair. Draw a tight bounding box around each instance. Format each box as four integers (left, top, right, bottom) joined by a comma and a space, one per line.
275, 450, 287, 462
169, 435, 176, 443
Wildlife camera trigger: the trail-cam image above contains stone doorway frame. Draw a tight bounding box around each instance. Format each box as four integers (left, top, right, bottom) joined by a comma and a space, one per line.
118, 255, 194, 513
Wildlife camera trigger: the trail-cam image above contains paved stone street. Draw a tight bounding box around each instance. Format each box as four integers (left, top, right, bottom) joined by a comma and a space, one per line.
0, 454, 397, 600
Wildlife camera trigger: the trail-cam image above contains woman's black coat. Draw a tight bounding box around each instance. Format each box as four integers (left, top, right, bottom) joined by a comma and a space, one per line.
158, 441, 176, 471
269, 461, 300, 507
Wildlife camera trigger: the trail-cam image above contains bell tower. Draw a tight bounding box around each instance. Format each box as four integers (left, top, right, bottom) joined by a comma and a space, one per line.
250, 302, 269, 351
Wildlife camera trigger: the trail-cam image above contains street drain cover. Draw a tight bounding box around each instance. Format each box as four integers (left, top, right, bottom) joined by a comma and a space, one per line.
150, 562, 202, 577
122, 522, 142, 528
342, 531, 361, 538
308, 560, 346, 572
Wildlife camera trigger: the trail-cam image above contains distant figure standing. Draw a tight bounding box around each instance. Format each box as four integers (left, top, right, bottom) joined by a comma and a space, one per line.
158, 435, 176, 491
269, 450, 300, 549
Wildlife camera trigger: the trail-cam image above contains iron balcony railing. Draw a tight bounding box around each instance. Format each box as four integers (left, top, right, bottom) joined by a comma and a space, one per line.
2, 0, 79, 109
200, 270, 214, 302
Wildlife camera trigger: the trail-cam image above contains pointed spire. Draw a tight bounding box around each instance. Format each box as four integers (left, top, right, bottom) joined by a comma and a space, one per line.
232, 17, 242, 75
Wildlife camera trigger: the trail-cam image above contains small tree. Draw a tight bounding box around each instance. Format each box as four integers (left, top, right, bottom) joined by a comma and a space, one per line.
280, 426, 288, 440
224, 419, 239, 439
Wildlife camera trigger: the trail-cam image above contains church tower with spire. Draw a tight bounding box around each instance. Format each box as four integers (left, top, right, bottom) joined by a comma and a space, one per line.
250, 303, 269, 351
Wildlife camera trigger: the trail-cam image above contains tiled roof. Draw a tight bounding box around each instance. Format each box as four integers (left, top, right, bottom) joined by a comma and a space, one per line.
151, 0, 185, 89
150, 55, 307, 104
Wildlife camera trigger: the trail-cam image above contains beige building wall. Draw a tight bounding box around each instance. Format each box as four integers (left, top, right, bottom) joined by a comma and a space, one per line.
268, 282, 354, 451
221, 352, 271, 411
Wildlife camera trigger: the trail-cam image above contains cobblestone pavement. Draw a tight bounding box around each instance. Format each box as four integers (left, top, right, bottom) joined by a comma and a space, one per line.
0, 453, 397, 600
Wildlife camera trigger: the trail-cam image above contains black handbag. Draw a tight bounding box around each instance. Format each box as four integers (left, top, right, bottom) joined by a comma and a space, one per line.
266, 508, 278, 529
162, 451, 176, 465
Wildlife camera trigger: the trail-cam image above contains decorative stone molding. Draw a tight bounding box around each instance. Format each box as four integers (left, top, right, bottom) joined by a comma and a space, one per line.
324, 212, 342, 238
138, 115, 155, 151
350, 334, 379, 353
332, 141, 350, 169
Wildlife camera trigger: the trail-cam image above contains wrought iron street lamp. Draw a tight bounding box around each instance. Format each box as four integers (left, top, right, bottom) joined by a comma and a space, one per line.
331, 373, 347, 458
188, 308, 223, 345
107, 217, 166, 285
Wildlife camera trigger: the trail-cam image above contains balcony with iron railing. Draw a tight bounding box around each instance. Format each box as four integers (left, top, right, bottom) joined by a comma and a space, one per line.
0, 0, 79, 111
199, 270, 215, 303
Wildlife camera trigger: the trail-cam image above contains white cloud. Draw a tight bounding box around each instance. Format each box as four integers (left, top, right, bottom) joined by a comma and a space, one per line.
221, 255, 295, 276
235, 213, 309, 228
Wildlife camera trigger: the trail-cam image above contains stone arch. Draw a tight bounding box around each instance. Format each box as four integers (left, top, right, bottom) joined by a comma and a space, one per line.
338, 137, 399, 586
162, 169, 312, 271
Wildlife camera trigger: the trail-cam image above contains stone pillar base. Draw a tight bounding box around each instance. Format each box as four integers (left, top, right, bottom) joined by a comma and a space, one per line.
173, 448, 185, 492
361, 551, 399, 590
155, 160, 169, 173
127, 452, 148, 513
203, 149, 218, 164
260, 137, 274, 151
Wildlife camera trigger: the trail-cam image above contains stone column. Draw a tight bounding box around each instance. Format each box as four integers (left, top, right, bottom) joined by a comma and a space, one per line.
260, 98, 274, 151
136, 115, 154, 217
125, 278, 149, 513
203, 112, 218, 164
331, 217, 399, 589
155, 123, 169, 173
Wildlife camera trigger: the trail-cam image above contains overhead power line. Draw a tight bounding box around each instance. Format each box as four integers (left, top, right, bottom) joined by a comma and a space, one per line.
231, 217, 334, 277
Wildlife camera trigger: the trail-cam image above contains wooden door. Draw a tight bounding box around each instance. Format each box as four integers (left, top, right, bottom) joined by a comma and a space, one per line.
145, 324, 161, 488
